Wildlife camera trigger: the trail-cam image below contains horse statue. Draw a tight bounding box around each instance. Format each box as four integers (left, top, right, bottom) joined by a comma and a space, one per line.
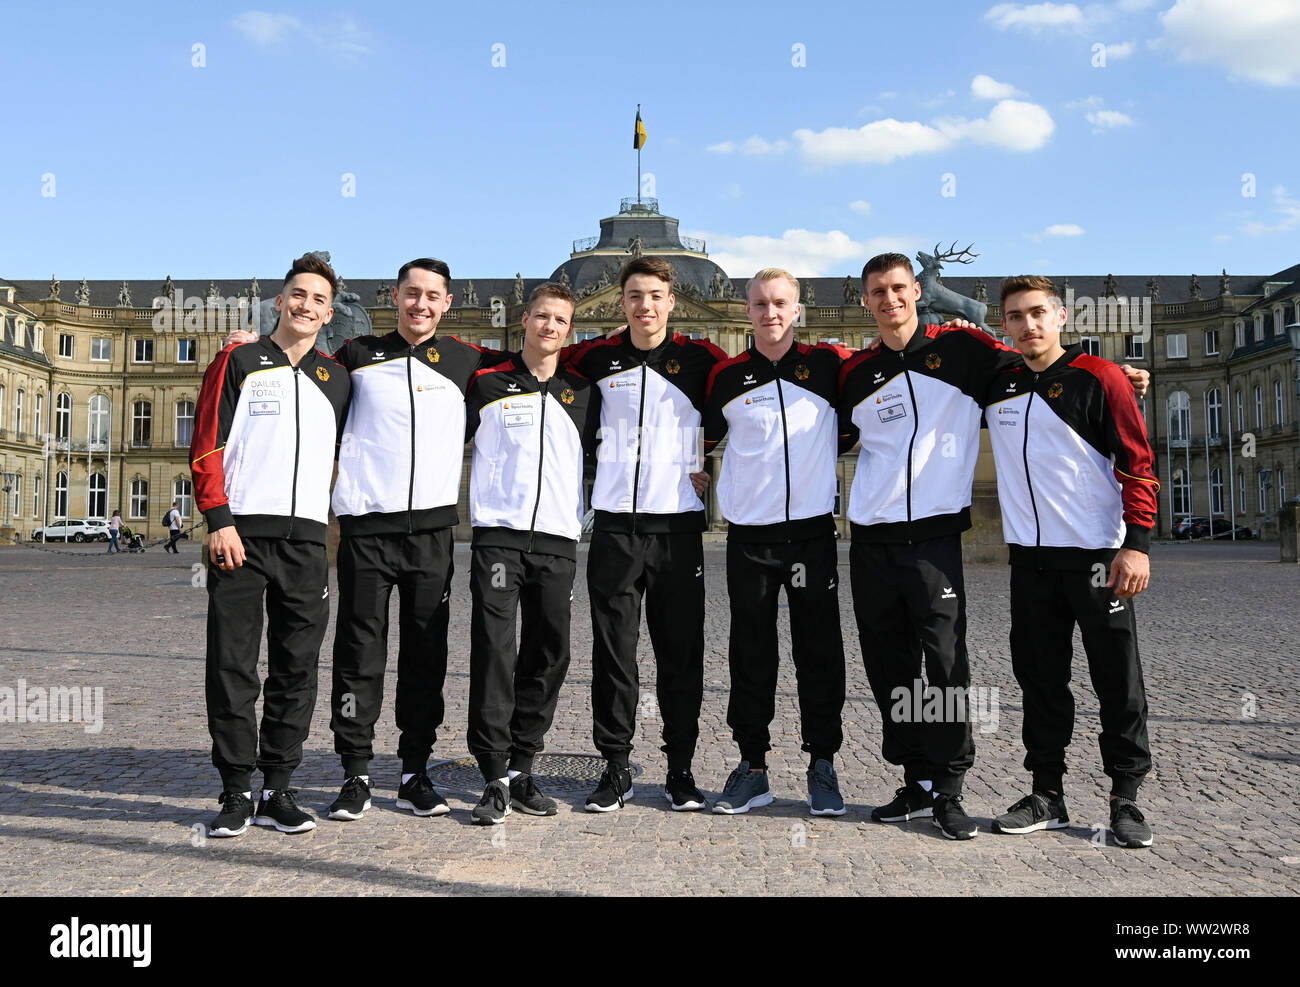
914, 242, 992, 334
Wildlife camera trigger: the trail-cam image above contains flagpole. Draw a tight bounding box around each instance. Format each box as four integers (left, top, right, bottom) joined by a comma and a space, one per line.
637, 103, 642, 204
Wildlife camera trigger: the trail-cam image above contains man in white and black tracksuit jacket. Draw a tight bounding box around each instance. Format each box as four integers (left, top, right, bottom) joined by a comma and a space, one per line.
461, 282, 601, 824
564, 257, 725, 812
193, 254, 350, 837
703, 268, 850, 817
326, 258, 506, 820
984, 275, 1159, 849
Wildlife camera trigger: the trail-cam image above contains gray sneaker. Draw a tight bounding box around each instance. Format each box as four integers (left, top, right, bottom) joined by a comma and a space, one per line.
712, 761, 774, 814
806, 759, 846, 816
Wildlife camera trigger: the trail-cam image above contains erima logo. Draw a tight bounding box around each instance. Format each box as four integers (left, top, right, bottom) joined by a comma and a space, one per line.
941, 586, 957, 600
370, 353, 384, 360
694, 564, 703, 577
258, 356, 273, 365
1109, 600, 1125, 614
827, 577, 836, 590
873, 372, 885, 383
507, 383, 521, 392
1005, 383, 1016, 392
321, 587, 328, 599
609, 360, 621, 369
49, 917, 152, 967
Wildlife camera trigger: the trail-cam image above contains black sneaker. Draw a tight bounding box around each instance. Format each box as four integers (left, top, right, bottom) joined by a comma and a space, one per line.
871, 783, 934, 822
1110, 798, 1153, 848
326, 776, 372, 821
209, 791, 253, 838
509, 773, 558, 816
992, 791, 1069, 835
932, 793, 978, 840
396, 772, 450, 817
664, 768, 705, 811
471, 780, 511, 825
253, 789, 316, 833
584, 763, 633, 812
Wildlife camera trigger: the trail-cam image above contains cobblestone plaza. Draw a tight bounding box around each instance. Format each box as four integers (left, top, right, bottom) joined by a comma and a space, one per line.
0, 539, 1296, 897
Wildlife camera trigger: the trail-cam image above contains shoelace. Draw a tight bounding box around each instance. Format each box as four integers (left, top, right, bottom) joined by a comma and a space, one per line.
407, 773, 435, 797
1113, 801, 1145, 823
668, 770, 698, 794
810, 767, 837, 793
479, 783, 508, 812
269, 788, 303, 809
723, 765, 751, 796
1009, 793, 1046, 817
339, 776, 369, 801
218, 791, 251, 811
600, 768, 627, 808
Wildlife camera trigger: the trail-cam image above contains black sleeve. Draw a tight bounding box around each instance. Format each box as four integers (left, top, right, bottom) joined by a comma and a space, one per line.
465, 377, 485, 443
581, 386, 602, 486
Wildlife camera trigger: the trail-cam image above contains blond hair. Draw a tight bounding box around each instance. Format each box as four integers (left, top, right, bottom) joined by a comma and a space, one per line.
746, 267, 801, 300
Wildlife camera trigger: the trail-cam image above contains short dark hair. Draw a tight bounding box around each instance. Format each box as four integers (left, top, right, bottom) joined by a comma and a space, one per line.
619, 256, 674, 291
284, 253, 338, 298
397, 258, 452, 291
527, 281, 576, 312
1000, 274, 1061, 309
862, 253, 915, 284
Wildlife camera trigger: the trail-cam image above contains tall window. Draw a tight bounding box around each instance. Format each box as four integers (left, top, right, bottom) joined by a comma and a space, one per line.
1204, 329, 1219, 356
1210, 467, 1224, 515
88, 473, 107, 519
1254, 385, 1264, 428
130, 478, 148, 519
1166, 333, 1187, 359
173, 478, 193, 519
58, 333, 74, 358
1276, 380, 1285, 426
1280, 468, 1288, 506
91, 337, 112, 362
175, 400, 195, 446
133, 338, 154, 363
177, 338, 197, 363
1234, 320, 1245, 348
15, 389, 23, 435
1171, 467, 1191, 516
1238, 469, 1247, 514
1254, 315, 1264, 342
1205, 388, 1222, 440
55, 393, 71, 442
87, 395, 110, 450
1080, 335, 1101, 357
1167, 391, 1190, 443
1235, 389, 1244, 433
34, 392, 43, 438
33, 475, 41, 518
0, 384, 5, 431
1258, 469, 1271, 514
32, 324, 42, 352
10, 476, 21, 519
132, 400, 152, 447
55, 471, 68, 518
1124, 334, 1145, 360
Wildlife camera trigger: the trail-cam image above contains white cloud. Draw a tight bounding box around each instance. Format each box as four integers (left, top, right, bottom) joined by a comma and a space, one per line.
684, 229, 916, 278
230, 11, 371, 59
1240, 186, 1300, 236
971, 74, 1025, 99
984, 3, 1087, 31
707, 141, 736, 154
1086, 109, 1135, 128
849, 200, 872, 217
1066, 95, 1105, 110
1160, 0, 1300, 85
795, 99, 1054, 165
920, 89, 957, 108
1214, 233, 1232, 242
1102, 40, 1136, 59
708, 136, 790, 155
1045, 223, 1086, 236
231, 11, 299, 44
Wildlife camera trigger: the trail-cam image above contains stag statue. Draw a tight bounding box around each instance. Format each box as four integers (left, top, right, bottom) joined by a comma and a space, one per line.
914, 242, 991, 334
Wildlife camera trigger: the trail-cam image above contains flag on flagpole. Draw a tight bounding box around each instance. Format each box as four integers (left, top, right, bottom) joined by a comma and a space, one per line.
633, 108, 646, 150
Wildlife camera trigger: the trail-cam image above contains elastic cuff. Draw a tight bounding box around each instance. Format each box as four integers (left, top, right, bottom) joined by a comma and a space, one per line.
1121, 524, 1152, 554
262, 769, 292, 791
738, 745, 770, 768
477, 754, 508, 781
930, 770, 964, 798
507, 751, 535, 775
204, 504, 235, 531
1110, 776, 1142, 801
400, 756, 429, 775
1032, 774, 1065, 795
220, 771, 252, 795
602, 750, 631, 769
341, 756, 370, 778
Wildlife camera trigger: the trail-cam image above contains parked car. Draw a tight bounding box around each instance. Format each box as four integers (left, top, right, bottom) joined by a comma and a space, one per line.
31, 519, 111, 542
1172, 516, 1254, 540
1172, 516, 1208, 540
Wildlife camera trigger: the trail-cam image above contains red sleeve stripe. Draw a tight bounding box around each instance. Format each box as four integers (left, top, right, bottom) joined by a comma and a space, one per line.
191, 347, 235, 514
706, 350, 751, 399
1075, 355, 1160, 529
473, 358, 516, 379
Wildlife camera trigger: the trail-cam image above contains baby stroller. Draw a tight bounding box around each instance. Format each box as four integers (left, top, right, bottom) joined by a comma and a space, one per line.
120, 525, 147, 553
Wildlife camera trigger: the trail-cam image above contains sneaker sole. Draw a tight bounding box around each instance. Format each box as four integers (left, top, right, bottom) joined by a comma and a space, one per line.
932, 816, 978, 840
992, 817, 1069, 835
395, 799, 450, 817
327, 799, 371, 821
472, 806, 512, 825
1112, 831, 1154, 848
584, 786, 635, 812
808, 799, 847, 817
253, 816, 316, 834
208, 821, 250, 838
711, 791, 774, 815
872, 806, 933, 822
664, 792, 705, 811
511, 799, 559, 816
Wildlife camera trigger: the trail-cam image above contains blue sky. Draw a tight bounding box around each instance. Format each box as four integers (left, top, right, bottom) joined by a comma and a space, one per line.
2, 0, 1298, 282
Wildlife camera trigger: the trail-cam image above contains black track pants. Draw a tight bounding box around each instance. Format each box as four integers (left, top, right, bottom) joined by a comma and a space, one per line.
205, 537, 328, 793
1009, 563, 1151, 800
849, 533, 974, 796
588, 529, 704, 771
330, 529, 453, 776
468, 545, 575, 781
725, 535, 845, 764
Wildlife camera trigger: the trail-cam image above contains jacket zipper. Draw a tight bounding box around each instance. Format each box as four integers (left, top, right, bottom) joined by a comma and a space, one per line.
406, 346, 417, 533
630, 358, 647, 533
528, 380, 549, 552
901, 350, 919, 537
1023, 377, 1041, 547
774, 365, 791, 526
289, 366, 301, 539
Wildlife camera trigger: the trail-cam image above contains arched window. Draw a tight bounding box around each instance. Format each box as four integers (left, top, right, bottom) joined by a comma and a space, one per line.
55, 393, 71, 442
88, 395, 110, 450
55, 471, 69, 518
88, 472, 107, 520
1167, 391, 1190, 444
